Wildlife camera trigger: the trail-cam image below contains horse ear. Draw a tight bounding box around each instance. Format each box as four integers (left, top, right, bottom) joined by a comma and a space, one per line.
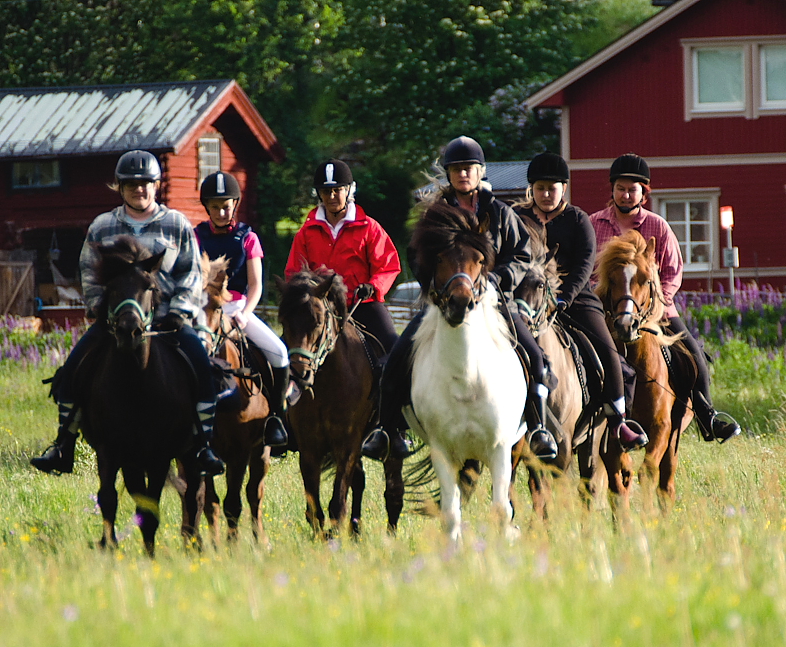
478, 214, 491, 235
545, 243, 560, 264
274, 275, 287, 293
645, 236, 657, 262
137, 250, 166, 274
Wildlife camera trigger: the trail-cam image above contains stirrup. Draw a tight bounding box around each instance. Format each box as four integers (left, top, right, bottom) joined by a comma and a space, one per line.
700, 411, 741, 444
613, 418, 648, 452
526, 425, 558, 462
361, 428, 390, 461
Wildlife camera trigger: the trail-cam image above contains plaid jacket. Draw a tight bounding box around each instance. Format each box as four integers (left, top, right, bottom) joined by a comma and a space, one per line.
79, 205, 202, 320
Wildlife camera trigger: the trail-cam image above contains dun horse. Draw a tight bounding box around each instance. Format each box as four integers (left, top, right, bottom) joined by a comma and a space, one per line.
197, 255, 274, 546
75, 236, 201, 556
277, 270, 403, 537
404, 203, 527, 542
512, 221, 604, 516
595, 230, 694, 513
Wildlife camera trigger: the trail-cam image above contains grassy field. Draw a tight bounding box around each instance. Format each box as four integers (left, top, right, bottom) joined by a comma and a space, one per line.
3, 342, 786, 646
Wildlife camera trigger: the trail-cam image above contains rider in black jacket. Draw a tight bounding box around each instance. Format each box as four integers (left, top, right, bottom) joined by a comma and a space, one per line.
361, 136, 558, 462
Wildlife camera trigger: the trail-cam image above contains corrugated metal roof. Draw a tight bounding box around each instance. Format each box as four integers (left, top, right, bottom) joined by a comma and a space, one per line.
0, 80, 234, 160
485, 161, 529, 192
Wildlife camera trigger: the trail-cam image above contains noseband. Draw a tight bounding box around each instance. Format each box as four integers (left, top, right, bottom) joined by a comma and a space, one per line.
107, 298, 154, 334
608, 278, 659, 341
287, 296, 340, 382
429, 271, 486, 312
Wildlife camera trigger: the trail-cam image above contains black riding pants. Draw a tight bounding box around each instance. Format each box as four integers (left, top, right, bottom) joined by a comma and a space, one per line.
668, 315, 712, 405
351, 301, 399, 355
565, 302, 625, 405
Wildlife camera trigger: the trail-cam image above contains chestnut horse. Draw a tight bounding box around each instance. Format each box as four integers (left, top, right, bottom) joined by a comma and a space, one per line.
75, 236, 201, 556
512, 221, 605, 517
403, 203, 527, 542
277, 270, 403, 538
595, 230, 695, 513
197, 255, 274, 547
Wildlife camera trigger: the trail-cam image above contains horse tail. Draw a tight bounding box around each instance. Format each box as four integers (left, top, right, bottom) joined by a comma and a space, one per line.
402, 453, 441, 516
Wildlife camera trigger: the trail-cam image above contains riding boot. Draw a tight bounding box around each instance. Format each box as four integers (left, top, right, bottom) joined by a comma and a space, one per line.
526, 383, 558, 462
694, 392, 741, 443
263, 366, 290, 448
31, 403, 80, 474
604, 403, 648, 452
196, 401, 225, 476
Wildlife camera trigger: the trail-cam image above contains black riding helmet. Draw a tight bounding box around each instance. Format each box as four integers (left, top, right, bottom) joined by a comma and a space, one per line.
442, 136, 485, 167
610, 154, 650, 185
527, 152, 570, 184
200, 171, 241, 205
314, 159, 353, 190
115, 150, 161, 183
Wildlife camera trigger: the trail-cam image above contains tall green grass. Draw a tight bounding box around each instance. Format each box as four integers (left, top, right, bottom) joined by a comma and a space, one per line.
2, 341, 786, 646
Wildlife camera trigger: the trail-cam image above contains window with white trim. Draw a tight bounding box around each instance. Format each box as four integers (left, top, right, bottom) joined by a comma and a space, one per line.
651, 190, 720, 272
12, 160, 61, 188
198, 136, 221, 184
683, 36, 786, 119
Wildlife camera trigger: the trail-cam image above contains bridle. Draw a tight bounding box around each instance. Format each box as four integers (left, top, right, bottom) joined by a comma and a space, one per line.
428, 271, 486, 313
516, 276, 558, 337
607, 273, 661, 341
287, 295, 341, 387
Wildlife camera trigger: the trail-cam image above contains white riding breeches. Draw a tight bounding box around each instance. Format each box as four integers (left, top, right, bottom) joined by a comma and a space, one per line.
223, 298, 289, 368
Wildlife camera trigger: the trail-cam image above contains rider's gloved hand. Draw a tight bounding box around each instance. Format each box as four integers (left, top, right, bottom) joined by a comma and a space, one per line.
354, 283, 375, 301
556, 299, 568, 313
161, 310, 187, 332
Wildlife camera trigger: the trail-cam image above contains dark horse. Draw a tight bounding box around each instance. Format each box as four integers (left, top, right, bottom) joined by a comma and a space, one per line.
75, 236, 202, 556
595, 230, 695, 514
198, 255, 273, 547
277, 270, 403, 538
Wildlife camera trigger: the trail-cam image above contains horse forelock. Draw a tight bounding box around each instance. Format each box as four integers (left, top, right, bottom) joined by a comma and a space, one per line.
412, 203, 495, 293
278, 270, 348, 328
96, 235, 152, 285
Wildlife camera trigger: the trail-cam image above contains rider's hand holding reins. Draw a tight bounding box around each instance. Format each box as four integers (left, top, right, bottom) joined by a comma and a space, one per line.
354, 283, 375, 302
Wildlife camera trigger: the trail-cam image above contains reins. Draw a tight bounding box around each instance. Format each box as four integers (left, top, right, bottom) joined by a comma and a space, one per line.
287, 295, 340, 376
428, 271, 486, 313
606, 279, 660, 341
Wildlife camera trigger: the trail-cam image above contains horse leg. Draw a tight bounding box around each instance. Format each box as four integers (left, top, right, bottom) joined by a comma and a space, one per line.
299, 451, 325, 537
178, 458, 204, 552
383, 456, 404, 536
247, 446, 271, 550
600, 436, 634, 525
96, 453, 119, 550
637, 415, 670, 516
349, 460, 366, 537
489, 445, 516, 540
121, 467, 161, 557
430, 446, 462, 542
656, 430, 680, 513
327, 451, 358, 537
202, 476, 221, 548
223, 461, 245, 543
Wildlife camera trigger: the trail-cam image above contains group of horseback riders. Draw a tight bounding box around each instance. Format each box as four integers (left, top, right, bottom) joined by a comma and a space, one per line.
30, 137, 740, 477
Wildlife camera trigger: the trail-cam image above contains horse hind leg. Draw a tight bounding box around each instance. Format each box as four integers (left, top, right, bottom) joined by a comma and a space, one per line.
349, 460, 366, 537
247, 446, 271, 550
489, 446, 517, 540
223, 462, 246, 543
383, 456, 404, 536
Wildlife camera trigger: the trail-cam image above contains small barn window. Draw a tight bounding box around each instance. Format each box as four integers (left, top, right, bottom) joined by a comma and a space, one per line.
12, 160, 61, 189
198, 137, 221, 184
693, 48, 745, 111
652, 190, 720, 273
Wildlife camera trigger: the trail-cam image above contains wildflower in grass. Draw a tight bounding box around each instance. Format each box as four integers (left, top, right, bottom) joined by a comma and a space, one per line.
62, 605, 79, 622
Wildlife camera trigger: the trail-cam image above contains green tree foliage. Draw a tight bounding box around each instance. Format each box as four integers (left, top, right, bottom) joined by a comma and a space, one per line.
328, 0, 595, 165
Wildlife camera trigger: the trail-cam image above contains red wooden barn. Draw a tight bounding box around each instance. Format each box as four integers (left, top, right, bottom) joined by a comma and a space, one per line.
525, 0, 786, 291
0, 79, 284, 311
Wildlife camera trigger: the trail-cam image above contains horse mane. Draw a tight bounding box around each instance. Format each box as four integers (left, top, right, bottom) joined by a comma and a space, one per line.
410, 202, 495, 295
279, 269, 349, 324
595, 230, 671, 334
94, 235, 161, 320
201, 253, 232, 303
519, 217, 562, 302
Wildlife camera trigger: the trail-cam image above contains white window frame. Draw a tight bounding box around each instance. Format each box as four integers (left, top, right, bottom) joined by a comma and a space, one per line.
651, 188, 720, 273
197, 136, 222, 185
682, 36, 786, 120
760, 44, 786, 111
12, 160, 61, 189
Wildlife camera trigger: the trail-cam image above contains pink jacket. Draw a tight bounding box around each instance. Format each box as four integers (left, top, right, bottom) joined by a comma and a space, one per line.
589, 205, 683, 318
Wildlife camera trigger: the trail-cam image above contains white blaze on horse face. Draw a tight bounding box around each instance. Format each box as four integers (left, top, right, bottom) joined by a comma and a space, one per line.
616, 263, 637, 329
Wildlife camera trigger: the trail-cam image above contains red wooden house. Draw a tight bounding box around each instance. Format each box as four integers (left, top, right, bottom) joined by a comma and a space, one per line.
525, 0, 786, 291
0, 79, 283, 312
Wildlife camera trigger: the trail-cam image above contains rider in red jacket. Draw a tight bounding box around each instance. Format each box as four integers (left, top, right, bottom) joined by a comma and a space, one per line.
285, 159, 401, 354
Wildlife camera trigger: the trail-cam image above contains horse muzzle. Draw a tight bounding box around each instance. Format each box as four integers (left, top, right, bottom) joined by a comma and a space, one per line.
613, 314, 641, 343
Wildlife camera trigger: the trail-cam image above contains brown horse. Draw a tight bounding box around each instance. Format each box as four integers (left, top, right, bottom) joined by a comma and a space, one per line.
595, 230, 695, 513
76, 236, 202, 556
511, 221, 605, 517
277, 270, 403, 538
197, 255, 274, 547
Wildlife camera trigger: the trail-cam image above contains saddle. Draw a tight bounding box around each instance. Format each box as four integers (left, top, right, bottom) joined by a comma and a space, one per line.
212, 329, 274, 410
659, 336, 698, 427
